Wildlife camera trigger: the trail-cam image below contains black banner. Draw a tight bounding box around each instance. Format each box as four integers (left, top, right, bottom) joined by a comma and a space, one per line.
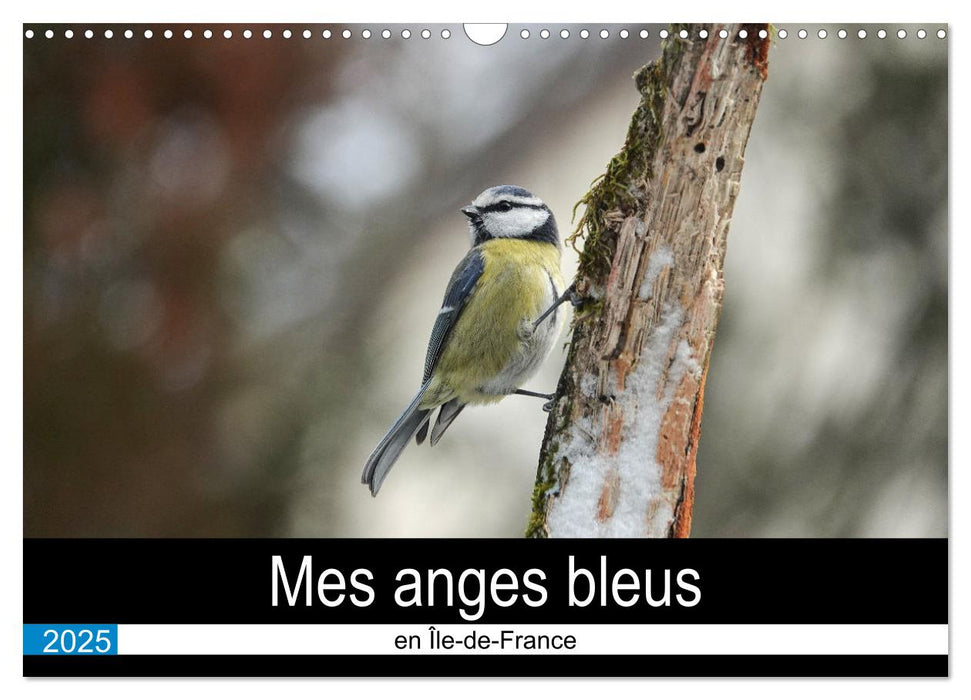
24, 538, 946, 624
22, 538, 948, 677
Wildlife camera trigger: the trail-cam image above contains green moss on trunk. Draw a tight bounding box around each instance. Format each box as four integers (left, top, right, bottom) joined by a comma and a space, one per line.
568, 25, 690, 284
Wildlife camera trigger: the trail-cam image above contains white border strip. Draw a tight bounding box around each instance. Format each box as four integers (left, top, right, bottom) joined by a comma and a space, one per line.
116, 624, 948, 656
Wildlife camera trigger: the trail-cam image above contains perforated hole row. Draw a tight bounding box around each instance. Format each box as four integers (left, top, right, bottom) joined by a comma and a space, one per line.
23, 27, 453, 40
23, 26, 949, 41
776, 27, 946, 40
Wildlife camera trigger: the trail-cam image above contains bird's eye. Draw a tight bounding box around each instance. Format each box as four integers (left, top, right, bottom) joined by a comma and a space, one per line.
497, 201, 513, 212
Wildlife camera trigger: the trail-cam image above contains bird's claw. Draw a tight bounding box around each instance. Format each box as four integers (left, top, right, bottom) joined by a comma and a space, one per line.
569, 288, 585, 309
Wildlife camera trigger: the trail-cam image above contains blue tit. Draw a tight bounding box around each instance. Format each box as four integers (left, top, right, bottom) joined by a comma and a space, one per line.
362, 185, 568, 496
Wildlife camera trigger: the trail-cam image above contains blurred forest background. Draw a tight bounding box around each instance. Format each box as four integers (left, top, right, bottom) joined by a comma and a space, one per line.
23, 24, 947, 537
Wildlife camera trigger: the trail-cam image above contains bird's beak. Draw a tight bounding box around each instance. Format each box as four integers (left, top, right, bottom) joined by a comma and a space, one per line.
461, 206, 480, 219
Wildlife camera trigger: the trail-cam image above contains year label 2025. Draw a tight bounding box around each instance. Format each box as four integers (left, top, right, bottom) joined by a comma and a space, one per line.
23, 625, 117, 655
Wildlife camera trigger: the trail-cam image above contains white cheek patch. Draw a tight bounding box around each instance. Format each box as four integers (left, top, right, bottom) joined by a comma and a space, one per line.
487, 208, 550, 238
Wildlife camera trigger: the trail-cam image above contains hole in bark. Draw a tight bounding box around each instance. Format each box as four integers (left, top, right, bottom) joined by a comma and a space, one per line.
694, 142, 706, 153
715, 156, 725, 171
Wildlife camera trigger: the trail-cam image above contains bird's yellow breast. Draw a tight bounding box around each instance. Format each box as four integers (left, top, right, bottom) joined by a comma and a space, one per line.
423, 239, 564, 407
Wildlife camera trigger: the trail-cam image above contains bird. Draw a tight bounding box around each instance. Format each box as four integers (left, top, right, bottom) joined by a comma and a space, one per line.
361, 185, 575, 496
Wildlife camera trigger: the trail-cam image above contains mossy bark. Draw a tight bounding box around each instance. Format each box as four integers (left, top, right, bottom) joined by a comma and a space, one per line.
528, 24, 770, 538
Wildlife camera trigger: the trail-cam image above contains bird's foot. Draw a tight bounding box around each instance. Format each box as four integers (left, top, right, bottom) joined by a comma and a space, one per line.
514, 388, 556, 412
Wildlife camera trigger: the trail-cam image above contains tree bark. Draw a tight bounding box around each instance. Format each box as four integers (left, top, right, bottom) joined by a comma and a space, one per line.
527, 24, 770, 538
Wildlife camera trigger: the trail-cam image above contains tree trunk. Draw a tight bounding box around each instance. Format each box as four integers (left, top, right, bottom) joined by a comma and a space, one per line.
527, 24, 770, 538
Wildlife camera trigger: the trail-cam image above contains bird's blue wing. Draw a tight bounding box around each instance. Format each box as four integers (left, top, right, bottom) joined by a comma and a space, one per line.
422, 248, 485, 383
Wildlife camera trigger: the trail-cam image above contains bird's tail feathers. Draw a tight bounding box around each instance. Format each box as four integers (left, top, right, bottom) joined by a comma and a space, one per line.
362, 381, 432, 496
430, 398, 465, 446
415, 416, 430, 445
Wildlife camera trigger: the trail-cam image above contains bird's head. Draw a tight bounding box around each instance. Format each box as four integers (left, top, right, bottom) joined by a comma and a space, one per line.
461, 185, 559, 247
